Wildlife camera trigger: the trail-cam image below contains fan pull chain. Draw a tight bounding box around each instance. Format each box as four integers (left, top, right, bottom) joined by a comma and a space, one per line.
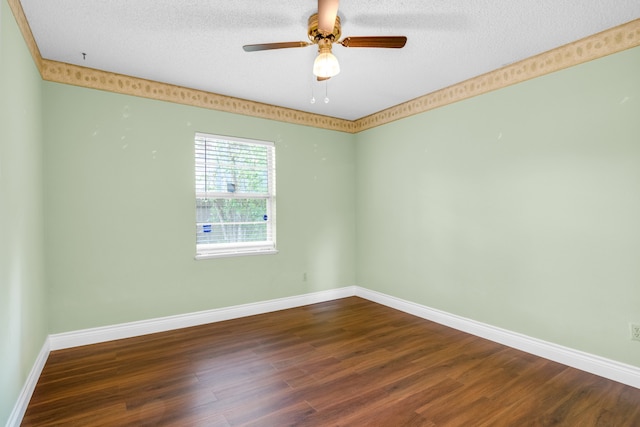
310, 79, 330, 104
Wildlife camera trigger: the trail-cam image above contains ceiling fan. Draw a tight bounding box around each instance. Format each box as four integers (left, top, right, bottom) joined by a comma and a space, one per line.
242, 0, 407, 81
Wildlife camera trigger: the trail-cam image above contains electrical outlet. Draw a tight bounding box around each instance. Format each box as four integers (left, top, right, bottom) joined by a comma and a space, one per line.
631, 324, 640, 342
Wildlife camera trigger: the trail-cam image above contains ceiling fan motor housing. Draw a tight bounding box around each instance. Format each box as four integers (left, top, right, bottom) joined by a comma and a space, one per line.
308, 13, 341, 43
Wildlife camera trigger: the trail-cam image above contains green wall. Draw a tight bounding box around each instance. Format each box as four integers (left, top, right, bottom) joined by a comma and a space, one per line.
43, 83, 356, 333
0, 0, 47, 424
356, 46, 640, 366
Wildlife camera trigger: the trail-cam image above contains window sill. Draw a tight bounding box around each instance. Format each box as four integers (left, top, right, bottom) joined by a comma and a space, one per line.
195, 249, 279, 260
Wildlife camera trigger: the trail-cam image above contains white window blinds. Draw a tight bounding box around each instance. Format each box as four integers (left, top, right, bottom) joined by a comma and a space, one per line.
195, 133, 276, 258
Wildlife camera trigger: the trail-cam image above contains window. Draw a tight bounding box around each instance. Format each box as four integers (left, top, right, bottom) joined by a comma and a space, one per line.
195, 133, 276, 259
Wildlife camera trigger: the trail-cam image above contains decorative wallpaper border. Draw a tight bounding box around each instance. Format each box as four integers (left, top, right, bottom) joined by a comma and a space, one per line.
356, 19, 640, 132
39, 60, 357, 133
7, 0, 639, 134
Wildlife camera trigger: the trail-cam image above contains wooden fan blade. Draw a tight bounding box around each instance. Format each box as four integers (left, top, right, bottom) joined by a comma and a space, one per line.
243, 41, 311, 52
340, 36, 407, 48
317, 76, 331, 81
318, 0, 339, 35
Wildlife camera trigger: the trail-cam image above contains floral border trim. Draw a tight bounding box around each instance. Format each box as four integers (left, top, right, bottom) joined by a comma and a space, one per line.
355, 19, 640, 132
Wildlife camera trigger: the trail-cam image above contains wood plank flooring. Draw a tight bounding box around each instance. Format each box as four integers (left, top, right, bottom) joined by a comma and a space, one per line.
22, 297, 640, 426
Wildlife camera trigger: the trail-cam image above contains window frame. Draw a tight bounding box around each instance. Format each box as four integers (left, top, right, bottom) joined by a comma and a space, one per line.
194, 132, 277, 260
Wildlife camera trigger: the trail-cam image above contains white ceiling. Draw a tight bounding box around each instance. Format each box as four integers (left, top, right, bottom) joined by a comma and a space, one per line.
19, 0, 640, 121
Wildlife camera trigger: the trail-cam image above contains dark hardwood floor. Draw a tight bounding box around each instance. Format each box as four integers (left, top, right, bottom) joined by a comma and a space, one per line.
22, 297, 640, 426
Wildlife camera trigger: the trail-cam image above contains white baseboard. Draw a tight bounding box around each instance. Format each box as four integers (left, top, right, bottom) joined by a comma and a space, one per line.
355, 286, 640, 389
6, 338, 50, 427
49, 286, 356, 350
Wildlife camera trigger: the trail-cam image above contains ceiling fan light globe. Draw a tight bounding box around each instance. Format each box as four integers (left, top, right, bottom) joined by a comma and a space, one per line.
313, 52, 340, 78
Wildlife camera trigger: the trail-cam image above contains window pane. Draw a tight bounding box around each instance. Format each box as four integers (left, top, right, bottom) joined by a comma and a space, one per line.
195, 140, 269, 194
196, 197, 269, 244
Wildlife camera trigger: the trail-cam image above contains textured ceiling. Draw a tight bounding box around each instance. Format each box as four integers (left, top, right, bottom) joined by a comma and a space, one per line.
19, 0, 640, 121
